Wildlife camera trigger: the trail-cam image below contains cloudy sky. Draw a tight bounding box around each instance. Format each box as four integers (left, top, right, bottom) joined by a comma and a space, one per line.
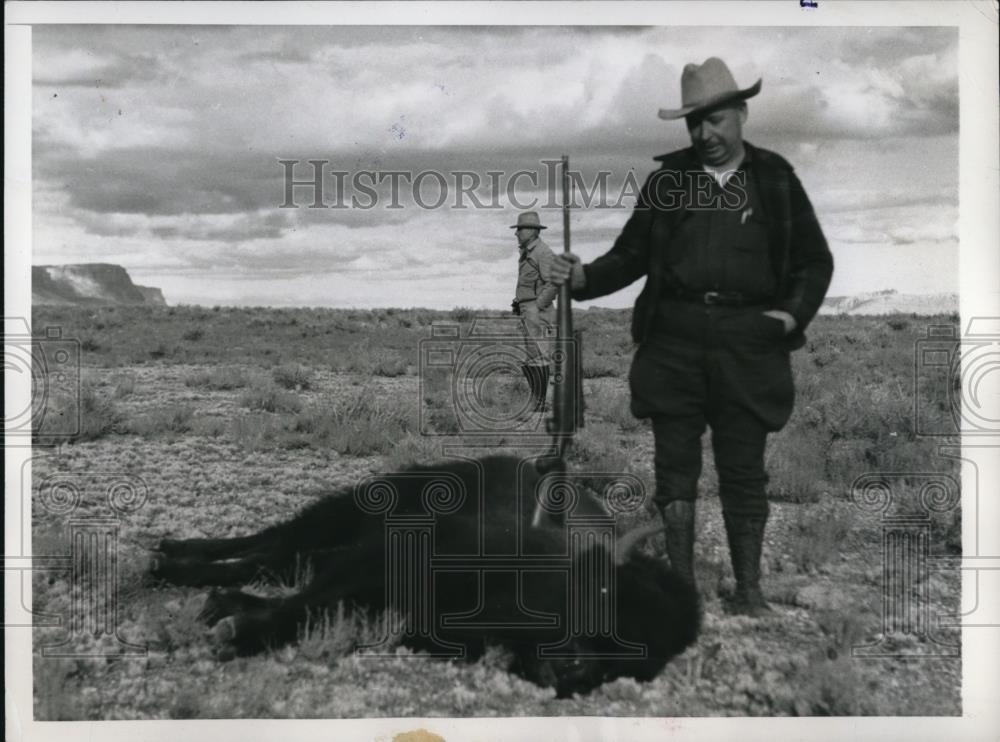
32, 25, 958, 308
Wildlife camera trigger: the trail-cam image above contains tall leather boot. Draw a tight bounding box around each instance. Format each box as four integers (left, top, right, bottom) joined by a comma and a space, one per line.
657, 500, 696, 587
723, 512, 772, 616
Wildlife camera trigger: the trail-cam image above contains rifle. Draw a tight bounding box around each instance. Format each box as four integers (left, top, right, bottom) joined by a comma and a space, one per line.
532, 155, 585, 527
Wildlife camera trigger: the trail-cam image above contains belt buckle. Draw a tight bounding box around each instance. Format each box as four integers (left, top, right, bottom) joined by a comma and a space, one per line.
703, 291, 720, 305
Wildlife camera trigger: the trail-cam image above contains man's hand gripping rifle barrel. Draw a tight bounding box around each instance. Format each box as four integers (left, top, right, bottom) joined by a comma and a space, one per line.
532, 155, 585, 527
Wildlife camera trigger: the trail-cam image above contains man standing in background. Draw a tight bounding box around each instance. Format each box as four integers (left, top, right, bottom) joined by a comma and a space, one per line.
511, 210, 558, 413
550, 58, 833, 615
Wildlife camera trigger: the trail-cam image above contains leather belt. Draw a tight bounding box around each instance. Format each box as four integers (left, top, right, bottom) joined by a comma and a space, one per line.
669, 288, 766, 307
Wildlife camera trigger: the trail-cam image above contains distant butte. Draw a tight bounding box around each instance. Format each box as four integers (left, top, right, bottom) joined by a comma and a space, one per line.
32, 263, 167, 306
819, 289, 958, 316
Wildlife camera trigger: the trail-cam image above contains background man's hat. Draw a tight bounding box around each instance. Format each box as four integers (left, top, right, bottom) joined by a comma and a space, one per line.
510, 211, 547, 230
657, 57, 761, 120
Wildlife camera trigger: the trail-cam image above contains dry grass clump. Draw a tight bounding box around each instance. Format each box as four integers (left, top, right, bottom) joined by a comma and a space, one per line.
284, 391, 413, 455
77, 383, 126, 440
134, 595, 211, 654
580, 351, 623, 378
568, 422, 631, 472
232, 387, 414, 455
239, 382, 303, 414
184, 366, 250, 390
190, 416, 228, 437
788, 500, 856, 574
125, 405, 195, 437
36, 381, 124, 443
337, 344, 411, 377
419, 366, 534, 436
786, 655, 878, 715
297, 604, 405, 660
230, 413, 282, 451
564, 422, 638, 505
382, 432, 449, 471
110, 372, 137, 398
765, 428, 829, 503
149, 342, 172, 359
271, 363, 314, 390
585, 385, 643, 432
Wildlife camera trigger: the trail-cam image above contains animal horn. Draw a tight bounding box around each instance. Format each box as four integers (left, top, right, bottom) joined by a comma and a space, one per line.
614, 522, 667, 566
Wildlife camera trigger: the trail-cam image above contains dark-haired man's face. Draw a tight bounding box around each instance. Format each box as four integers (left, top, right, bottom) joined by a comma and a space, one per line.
685, 103, 747, 167
516, 226, 539, 247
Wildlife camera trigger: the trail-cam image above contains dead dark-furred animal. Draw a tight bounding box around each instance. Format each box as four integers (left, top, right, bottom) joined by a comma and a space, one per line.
151, 455, 700, 698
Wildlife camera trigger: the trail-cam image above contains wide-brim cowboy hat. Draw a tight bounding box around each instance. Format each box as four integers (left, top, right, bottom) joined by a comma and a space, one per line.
510, 211, 547, 230
658, 57, 761, 120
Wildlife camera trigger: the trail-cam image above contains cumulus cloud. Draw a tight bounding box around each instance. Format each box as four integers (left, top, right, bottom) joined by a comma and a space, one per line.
31, 25, 958, 306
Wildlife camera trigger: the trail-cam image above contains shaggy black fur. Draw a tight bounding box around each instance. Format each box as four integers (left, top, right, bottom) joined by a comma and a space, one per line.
151, 455, 700, 698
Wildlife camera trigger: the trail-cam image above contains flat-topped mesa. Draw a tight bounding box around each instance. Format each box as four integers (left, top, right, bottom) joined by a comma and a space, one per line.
820, 289, 958, 316
32, 263, 167, 306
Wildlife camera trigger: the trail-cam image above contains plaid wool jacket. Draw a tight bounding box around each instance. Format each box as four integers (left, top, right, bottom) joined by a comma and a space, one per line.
572, 142, 834, 350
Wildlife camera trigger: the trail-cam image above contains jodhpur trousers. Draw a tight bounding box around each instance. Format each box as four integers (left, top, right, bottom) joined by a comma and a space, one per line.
519, 299, 556, 368
629, 301, 796, 518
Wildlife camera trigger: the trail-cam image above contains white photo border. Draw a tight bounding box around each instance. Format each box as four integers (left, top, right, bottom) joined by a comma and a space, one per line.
5, 2, 999, 741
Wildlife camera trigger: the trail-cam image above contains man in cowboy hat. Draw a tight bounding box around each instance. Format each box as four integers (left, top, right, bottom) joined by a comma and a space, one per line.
550, 58, 833, 616
511, 210, 558, 412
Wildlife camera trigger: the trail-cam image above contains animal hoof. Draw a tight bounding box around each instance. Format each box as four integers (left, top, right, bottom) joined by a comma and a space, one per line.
214, 615, 237, 645
157, 538, 181, 555
199, 588, 231, 625
146, 551, 165, 576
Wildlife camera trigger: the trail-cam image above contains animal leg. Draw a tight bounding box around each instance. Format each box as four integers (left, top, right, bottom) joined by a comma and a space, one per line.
199, 588, 274, 626
150, 553, 268, 587
157, 533, 269, 561
211, 547, 387, 657
213, 598, 312, 657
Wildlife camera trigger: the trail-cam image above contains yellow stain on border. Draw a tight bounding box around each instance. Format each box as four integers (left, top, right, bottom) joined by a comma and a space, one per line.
392, 730, 446, 742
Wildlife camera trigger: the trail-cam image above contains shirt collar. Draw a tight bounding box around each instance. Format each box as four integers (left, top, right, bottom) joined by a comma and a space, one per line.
659, 140, 755, 170
704, 141, 750, 171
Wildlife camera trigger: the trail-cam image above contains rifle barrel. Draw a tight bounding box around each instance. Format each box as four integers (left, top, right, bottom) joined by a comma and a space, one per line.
561, 154, 571, 254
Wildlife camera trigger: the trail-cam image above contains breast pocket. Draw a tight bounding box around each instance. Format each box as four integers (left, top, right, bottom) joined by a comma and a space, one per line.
728, 217, 773, 294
